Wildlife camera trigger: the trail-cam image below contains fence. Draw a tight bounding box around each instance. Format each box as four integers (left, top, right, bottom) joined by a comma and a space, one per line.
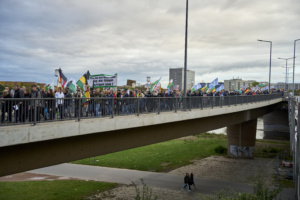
0, 93, 283, 127
288, 96, 299, 200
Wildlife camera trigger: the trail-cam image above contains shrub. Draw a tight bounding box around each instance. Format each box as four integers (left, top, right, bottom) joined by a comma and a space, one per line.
269, 148, 279, 153
215, 145, 227, 154
132, 179, 158, 200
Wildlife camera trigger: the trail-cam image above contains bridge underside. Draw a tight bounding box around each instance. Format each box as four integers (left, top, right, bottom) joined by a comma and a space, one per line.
0, 103, 282, 176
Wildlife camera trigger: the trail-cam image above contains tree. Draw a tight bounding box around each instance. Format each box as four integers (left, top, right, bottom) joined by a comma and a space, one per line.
252, 81, 259, 87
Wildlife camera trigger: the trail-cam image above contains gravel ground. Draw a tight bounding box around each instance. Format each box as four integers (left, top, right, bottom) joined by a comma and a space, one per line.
89, 185, 206, 200
90, 155, 278, 200
169, 155, 277, 185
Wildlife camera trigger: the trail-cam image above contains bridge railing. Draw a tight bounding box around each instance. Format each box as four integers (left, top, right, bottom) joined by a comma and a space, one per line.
0, 93, 283, 126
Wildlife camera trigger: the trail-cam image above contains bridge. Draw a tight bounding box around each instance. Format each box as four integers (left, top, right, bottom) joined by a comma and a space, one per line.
0, 94, 286, 176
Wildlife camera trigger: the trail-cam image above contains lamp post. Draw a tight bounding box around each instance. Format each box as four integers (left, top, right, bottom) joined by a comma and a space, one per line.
292, 39, 300, 96
258, 39, 272, 93
146, 76, 151, 89
55, 68, 60, 77
183, 0, 188, 98
278, 57, 293, 91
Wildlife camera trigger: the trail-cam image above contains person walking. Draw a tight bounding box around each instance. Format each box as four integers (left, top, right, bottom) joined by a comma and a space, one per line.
190, 172, 196, 189
181, 173, 191, 192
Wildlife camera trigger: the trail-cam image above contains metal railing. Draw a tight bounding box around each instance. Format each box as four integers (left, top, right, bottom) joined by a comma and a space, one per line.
0, 93, 283, 126
288, 96, 299, 200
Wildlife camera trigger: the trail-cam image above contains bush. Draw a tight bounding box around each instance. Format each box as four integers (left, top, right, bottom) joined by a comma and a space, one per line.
269, 148, 279, 153
215, 145, 227, 154
132, 179, 158, 200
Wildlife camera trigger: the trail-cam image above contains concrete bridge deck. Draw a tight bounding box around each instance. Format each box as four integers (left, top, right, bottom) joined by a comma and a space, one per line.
0, 97, 284, 176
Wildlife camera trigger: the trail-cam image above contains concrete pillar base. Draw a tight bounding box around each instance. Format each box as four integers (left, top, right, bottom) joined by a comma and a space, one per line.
227, 119, 257, 158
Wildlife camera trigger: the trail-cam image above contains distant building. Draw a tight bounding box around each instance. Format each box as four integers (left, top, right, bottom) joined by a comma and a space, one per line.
277, 82, 300, 90
224, 78, 256, 91
169, 68, 195, 92
126, 79, 136, 87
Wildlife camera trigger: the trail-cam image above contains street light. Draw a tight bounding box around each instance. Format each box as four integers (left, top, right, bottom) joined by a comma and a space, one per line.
278, 57, 293, 91
183, 0, 189, 98
257, 39, 272, 93
55, 68, 60, 77
292, 39, 300, 96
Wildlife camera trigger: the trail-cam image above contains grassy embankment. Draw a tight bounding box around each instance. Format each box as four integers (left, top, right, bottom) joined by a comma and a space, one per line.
0, 180, 117, 200
72, 133, 291, 171
72, 133, 228, 172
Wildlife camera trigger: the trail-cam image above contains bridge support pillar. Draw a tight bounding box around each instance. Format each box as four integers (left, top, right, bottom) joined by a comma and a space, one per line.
227, 119, 257, 158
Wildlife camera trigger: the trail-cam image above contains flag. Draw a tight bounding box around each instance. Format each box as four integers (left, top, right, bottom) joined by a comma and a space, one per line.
77, 71, 91, 104
76, 75, 86, 91
201, 84, 208, 92
167, 79, 174, 93
46, 80, 55, 91
76, 70, 91, 91
66, 78, 77, 93
191, 83, 202, 92
167, 79, 174, 89
261, 85, 268, 91
58, 69, 68, 88
216, 84, 224, 92
154, 82, 161, 91
209, 78, 218, 89
174, 85, 180, 90
245, 88, 249, 93
150, 77, 162, 92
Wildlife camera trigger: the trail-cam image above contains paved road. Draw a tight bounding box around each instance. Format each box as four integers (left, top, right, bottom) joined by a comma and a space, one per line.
29, 163, 294, 199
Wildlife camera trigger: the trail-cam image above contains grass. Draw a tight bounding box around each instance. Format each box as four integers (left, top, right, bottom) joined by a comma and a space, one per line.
72, 133, 228, 172
256, 139, 290, 145
278, 176, 295, 188
255, 140, 290, 158
0, 180, 117, 200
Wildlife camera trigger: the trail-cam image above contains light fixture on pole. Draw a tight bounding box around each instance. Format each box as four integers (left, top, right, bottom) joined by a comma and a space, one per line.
278, 57, 293, 91
55, 69, 59, 77
257, 39, 272, 93
292, 39, 300, 96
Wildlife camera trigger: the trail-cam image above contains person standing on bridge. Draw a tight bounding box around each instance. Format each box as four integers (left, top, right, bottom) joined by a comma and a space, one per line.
55, 87, 65, 120
181, 173, 191, 192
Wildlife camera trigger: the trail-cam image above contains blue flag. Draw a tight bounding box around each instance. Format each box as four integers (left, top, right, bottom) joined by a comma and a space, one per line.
209, 78, 218, 89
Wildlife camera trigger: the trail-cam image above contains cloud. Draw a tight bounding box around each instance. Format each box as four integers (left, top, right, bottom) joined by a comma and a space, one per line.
0, 0, 300, 88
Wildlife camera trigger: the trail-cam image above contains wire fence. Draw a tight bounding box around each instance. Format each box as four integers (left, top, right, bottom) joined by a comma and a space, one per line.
288, 96, 299, 200
0, 93, 283, 126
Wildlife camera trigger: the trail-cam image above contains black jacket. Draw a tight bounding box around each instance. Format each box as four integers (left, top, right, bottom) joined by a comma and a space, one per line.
2, 94, 12, 112
13, 89, 23, 99
184, 175, 190, 184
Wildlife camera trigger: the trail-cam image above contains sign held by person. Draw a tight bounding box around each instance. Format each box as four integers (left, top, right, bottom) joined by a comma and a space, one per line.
90, 74, 117, 88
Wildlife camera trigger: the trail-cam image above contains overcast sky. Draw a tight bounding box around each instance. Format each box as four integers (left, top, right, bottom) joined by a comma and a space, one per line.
1, 0, 300, 87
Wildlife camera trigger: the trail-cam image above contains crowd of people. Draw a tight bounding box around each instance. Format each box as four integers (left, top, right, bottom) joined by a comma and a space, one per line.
1, 84, 283, 124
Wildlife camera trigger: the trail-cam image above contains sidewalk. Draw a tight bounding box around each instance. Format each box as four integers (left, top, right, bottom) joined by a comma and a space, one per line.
29, 163, 294, 199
